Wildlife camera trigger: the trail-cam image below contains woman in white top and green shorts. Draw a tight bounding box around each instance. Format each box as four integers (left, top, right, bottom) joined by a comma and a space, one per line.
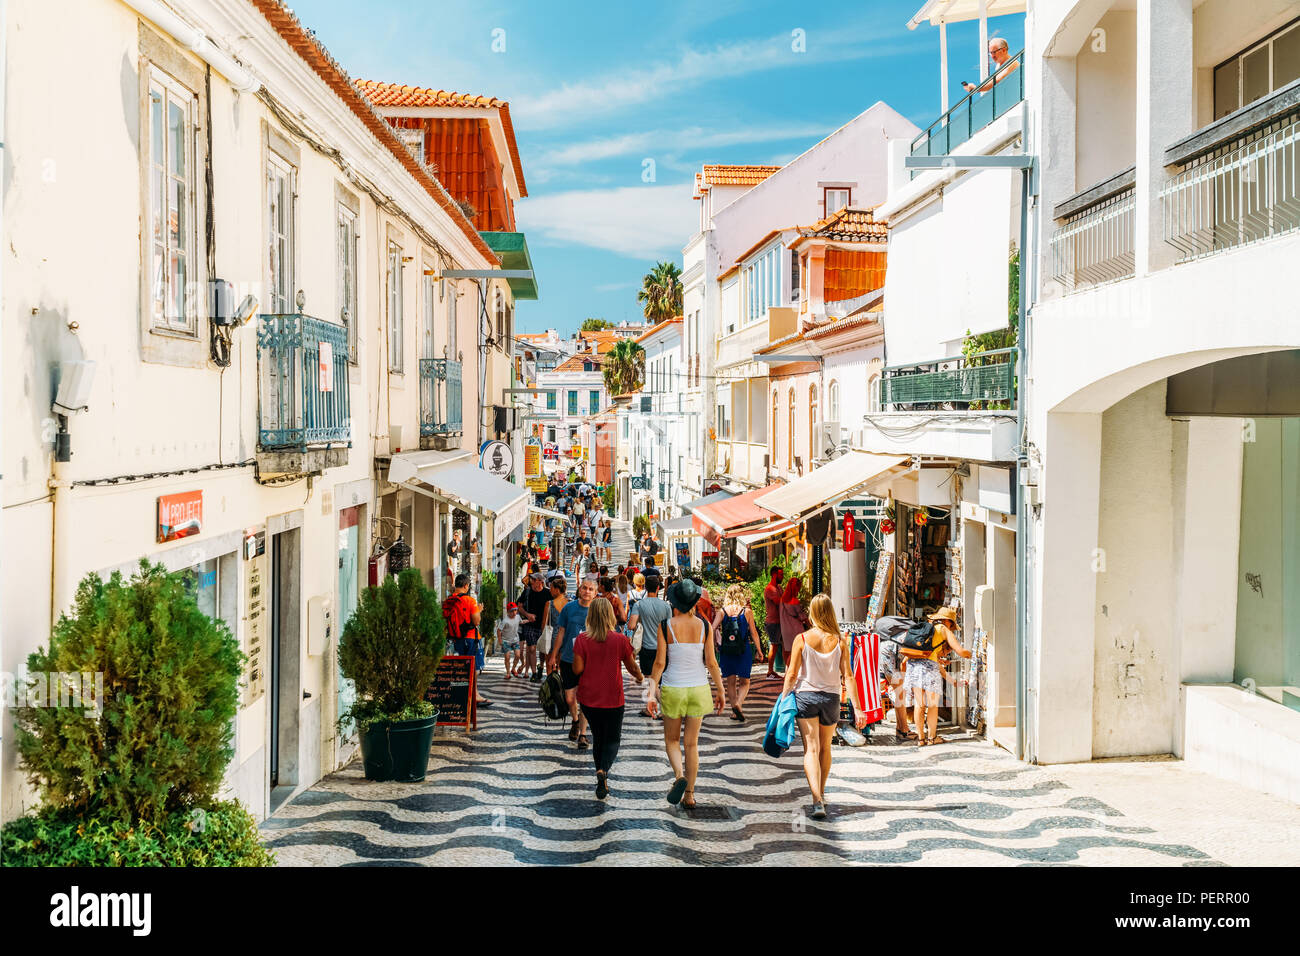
781, 593, 867, 819
647, 578, 726, 809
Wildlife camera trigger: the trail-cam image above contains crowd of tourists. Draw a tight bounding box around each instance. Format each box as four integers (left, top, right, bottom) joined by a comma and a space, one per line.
448, 492, 971, 818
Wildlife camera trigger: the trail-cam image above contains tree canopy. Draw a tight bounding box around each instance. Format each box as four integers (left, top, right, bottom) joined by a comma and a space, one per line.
637, 261, 683, 323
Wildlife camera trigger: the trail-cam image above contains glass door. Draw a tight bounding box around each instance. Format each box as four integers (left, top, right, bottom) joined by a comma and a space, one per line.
337, 507, 361, 740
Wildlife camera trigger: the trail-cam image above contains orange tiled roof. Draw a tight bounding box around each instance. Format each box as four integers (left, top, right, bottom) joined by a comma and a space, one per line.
555, 353, 605, 373
249, 3, 499, 263
634, 316, 683, 344
355, 79, 527, 197
799, 206, 888, 241
693, 164, 782, 198
824, 248, 887, 302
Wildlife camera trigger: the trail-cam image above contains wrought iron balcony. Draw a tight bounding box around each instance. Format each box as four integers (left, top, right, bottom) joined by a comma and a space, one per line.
420, 358, 463, 436
257, 313, 351, 455
880, 347, 1016, 410
910, 50, 1024, 163
1050, 179, 1136, 292
1161, 107, 1300, 261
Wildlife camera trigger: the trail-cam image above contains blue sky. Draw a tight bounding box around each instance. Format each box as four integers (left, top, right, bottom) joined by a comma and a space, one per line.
291, 0, 1024, 333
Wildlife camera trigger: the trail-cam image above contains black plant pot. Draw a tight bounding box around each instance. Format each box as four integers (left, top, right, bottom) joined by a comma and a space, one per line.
358, 712, 438, 782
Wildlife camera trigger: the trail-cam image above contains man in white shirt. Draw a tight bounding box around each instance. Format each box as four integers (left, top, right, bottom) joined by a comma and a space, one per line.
497, 602, 523, 679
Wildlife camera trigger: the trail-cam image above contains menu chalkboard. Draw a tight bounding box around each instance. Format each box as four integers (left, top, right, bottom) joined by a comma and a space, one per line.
426, 655, 477, 730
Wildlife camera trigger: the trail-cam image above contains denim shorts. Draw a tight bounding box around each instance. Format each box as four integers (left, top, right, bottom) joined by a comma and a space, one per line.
794, 690, 840, 726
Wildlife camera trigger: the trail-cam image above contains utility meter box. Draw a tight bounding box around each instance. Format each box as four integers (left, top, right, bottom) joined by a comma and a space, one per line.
307, 595, 333, 656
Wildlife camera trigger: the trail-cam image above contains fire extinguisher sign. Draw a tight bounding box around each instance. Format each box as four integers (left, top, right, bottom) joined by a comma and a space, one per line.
319, 340, 333, 392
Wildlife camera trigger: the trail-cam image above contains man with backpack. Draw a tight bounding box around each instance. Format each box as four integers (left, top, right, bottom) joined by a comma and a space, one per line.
762, 565, 785, 680
443, 573, 492, 708
548, 577, 598, 749
898, 606, 970, 747
712, 584, 765, 721
626, 575, 671, 717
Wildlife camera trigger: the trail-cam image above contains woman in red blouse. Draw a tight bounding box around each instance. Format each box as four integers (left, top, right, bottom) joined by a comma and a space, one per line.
572, 598, 644, 800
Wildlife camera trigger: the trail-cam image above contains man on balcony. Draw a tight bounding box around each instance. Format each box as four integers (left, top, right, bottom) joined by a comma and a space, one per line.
962, 38, 1019, 94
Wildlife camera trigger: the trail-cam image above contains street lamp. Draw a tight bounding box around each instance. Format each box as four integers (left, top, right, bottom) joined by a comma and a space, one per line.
905, 152, 1036, 763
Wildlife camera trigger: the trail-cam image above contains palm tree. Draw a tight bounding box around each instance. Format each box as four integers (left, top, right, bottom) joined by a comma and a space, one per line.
603, 338, 645, 396
637, 261, 683, 323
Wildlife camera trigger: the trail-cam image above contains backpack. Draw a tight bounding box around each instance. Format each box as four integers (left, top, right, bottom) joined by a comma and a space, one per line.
538, 670, 567, 721
898, 621, 946, 660
719, 611, 749, 656
441, 594, 472, 641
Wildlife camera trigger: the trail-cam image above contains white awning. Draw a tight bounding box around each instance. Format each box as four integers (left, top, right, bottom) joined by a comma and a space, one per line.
529, 505, 568, 522
657, 514, 696, 534
755, 451, 909, 523
908, 0, 1025, 28
390, 451, 529, 543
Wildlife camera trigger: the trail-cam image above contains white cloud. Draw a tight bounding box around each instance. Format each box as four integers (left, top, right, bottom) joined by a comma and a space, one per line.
594, 282, 635, 292
516, 184, 697, 260
532, 123, 829, 168
511, 32, 910, 130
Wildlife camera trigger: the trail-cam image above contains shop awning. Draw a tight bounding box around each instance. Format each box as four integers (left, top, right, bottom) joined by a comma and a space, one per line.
691, 483, 784, 546
734, 519, 797, 560
529, 505, 568, 522
390, 451, 530, 544
657, 514, 696, 534
681, 490, 732, 513
755, 451, 909, 523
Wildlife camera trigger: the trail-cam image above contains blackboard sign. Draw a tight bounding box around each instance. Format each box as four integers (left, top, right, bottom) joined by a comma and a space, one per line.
426, 655, 477, 730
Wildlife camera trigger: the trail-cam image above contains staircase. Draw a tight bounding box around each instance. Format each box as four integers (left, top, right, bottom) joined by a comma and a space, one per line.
561, 519, 638, 599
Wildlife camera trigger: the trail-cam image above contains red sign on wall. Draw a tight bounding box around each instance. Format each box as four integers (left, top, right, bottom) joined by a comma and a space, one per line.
158, 490, 203, 542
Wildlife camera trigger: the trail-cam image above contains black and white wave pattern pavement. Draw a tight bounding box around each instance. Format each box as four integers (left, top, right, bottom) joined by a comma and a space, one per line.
262, 664, 1221, 866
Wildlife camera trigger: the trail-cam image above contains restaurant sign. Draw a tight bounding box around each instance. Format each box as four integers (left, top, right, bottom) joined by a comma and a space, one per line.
157, 490, 203, 543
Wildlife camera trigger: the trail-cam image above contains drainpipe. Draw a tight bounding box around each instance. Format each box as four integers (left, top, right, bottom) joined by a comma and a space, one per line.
122, 0, 259, 92
1015, 164, 1033, 763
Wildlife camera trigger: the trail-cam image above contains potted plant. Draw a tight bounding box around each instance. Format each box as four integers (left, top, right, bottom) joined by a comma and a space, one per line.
338, 568, 447, 782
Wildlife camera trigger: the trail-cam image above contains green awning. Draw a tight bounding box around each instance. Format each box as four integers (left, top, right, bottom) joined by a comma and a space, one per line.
479, 231, 538, 300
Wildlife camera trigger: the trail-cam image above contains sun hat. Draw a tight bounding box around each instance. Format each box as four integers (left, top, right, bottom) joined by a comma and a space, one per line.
927, 606, 958, 625
665, 578, 703, 613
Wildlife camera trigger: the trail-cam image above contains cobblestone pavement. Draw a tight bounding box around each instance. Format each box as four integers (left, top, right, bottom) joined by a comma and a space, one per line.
259, 656, 1280, 866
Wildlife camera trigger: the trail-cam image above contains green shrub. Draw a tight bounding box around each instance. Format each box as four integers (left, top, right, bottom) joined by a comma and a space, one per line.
600, 483, 615, 514
0, 800, 274, 867
632, 514, 651, 542
13, 561, 242, 826
338, 568, 446, 731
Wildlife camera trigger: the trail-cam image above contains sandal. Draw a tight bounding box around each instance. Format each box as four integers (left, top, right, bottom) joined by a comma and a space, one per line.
681, 788, 696, 810
896, 730, 919, 741
569, 723, 580, 741
732, 705, 745, 722
595, 771, 608, 800
929, 736, 947, 746
577, 735, 589, 750
667, 777, 688, 805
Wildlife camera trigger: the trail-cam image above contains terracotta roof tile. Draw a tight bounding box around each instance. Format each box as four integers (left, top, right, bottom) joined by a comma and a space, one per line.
555, 353, 605, 373
248, 2, 499, 263
799, 206, 888, 241
355, 79, 527, 197
693, 164, 782, 198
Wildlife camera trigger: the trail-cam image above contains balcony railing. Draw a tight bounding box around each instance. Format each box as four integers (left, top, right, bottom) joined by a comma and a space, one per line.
1161, 110, 1300, 261
881, 347, 1016, 410
420, 358, 463, 436
1050, 186, 1136, 291
910, 51, 1024, 162
257, 313, 351, 450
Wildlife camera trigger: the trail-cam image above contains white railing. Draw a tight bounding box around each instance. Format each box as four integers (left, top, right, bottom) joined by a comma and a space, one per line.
1162, 114, 1300, 261
1049, 188, 1136, 291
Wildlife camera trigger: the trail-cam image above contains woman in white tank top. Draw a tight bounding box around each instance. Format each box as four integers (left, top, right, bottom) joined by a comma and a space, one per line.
647, 579, 726, 809
781, 593, 866, 820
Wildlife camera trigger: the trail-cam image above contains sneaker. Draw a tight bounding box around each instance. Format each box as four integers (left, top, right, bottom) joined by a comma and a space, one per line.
810, 802, 827, 820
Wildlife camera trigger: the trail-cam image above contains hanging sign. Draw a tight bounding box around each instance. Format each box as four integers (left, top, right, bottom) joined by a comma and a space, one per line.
242, 525, 267, 708
480, 440, 514, 479
524, 443, 542, 478
318, 340, 334, 392
157, 490, 203, 542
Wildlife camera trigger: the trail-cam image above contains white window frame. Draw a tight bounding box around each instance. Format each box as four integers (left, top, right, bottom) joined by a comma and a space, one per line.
825, 187, 851, 214
397, 127, 425, 165
266, 152, 296, 315
387, 239, 404, 372
337, 202, 359, 362
148, 67, 199, 335
422, 269, 435, 361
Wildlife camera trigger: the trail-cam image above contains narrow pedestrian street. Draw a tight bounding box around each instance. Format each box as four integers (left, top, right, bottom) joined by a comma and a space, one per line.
261, 661, 1299, 866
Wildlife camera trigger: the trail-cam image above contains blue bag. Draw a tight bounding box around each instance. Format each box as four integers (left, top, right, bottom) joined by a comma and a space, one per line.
762, 692, 798, 758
